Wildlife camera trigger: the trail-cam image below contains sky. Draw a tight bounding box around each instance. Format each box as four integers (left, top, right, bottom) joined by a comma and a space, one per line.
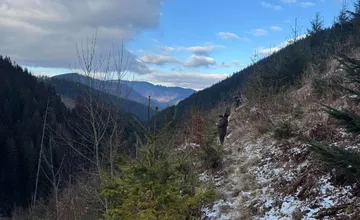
0, 0, 352, 90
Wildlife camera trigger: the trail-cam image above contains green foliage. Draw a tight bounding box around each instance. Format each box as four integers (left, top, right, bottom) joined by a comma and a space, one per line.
318, 53, 360, 134
309, 141, 360, 180
322, 105, 360, 134
101, 123, 215, 220
274, 120, 293, 140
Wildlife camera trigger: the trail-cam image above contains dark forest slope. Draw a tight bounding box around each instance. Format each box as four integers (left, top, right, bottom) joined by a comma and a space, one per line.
0, 56, 70, 214
160, 21, 357, 121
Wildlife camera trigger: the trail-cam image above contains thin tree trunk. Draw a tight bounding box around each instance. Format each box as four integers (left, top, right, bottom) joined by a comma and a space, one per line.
33, 97, 50, 207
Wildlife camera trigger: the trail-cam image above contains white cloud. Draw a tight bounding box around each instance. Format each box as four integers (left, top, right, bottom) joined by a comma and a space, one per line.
184, 55, 216, 67
145, 72, 229, 90
258, 34, 308, 56
218, 32, 240, 39
280, 0, 297, 3
187, 46, 216, 56
260, 1, 283, 10
249, 28, 268, 36
232, 60, 245, 67
158, 43, 224, 56
158, 46, 177, 53
297, 1, 316, 7
217, 60, 245, 68
280, 0, 316, 7
140, 52, 218, 68
270, 26, 282, 31
0, 0, 163, 74
140, 53, 181, 65
218, 32, 251, 42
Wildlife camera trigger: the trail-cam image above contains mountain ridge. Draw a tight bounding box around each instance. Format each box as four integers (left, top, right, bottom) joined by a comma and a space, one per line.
53, 73, 196, 109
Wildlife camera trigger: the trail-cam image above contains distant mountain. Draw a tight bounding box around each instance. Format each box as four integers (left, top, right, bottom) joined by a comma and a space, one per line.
121, 80, 196, 107
46, 77, 156, 122
53, 73, 152, 107
53, 73, 196, 109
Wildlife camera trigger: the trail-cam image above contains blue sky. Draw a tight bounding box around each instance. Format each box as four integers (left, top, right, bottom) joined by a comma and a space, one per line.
0, 0, 351, 90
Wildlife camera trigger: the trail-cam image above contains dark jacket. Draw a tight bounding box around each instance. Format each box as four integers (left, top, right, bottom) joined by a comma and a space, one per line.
217, 116, 228, 145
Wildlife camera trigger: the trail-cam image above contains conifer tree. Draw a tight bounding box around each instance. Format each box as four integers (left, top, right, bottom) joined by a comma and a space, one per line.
322, 54, 360, 133
309, 53, 360, 180
337, 0, 349, 25
101, 114, 215, 220
307, 12, 324, 36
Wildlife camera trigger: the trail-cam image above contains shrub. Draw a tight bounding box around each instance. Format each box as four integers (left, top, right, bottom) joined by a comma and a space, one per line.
101, 123, 216, 220
312, 77, 328, 97
309, 141, 360, 183
274, 120, 293, 140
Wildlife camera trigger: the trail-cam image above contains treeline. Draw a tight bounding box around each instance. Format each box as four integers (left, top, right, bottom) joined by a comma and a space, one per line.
160, 0, 360, 121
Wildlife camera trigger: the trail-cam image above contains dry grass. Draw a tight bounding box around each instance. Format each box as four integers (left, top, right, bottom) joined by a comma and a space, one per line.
12, 175, 104, 220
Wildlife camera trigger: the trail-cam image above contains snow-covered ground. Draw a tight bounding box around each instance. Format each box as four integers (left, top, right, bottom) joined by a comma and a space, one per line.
200, 108, 358, 220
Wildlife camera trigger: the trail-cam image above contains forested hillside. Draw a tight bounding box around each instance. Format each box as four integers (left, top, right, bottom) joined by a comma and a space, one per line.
0, 56, 70, 214
160, 13, 359, 121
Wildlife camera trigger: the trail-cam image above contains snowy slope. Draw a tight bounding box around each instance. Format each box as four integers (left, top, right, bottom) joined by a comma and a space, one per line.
201, 107, 358, 219
199, 57, 360, 220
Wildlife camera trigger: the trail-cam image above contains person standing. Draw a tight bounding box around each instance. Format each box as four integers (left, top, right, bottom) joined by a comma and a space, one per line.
217, 115, 228, 145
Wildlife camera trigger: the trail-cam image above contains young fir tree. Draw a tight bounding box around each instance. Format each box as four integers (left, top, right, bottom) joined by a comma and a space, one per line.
337, 0, 350, 25
309, 53, 360, 179
100, 111, 215, 220
307, 12, 324, 36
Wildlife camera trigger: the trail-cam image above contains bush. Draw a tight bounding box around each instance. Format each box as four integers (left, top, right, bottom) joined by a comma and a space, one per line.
101, 124, 216, 220
308, 141, 360, 183
274, 120, 293, 140
312, 77, 328, 97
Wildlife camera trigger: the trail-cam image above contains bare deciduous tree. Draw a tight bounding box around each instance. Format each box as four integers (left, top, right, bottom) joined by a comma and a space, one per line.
289, 17, 303, 44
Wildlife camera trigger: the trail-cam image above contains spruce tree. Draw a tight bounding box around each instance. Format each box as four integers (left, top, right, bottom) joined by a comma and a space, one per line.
309, 53, 360, 181
336, 0, 350, 40
307, 12, 324, 36
101, 117, 215, 220
323, 54, 360, 133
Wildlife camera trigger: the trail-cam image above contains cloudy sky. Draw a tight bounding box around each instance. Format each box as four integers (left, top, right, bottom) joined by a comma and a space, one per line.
0, 0, 351, 90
